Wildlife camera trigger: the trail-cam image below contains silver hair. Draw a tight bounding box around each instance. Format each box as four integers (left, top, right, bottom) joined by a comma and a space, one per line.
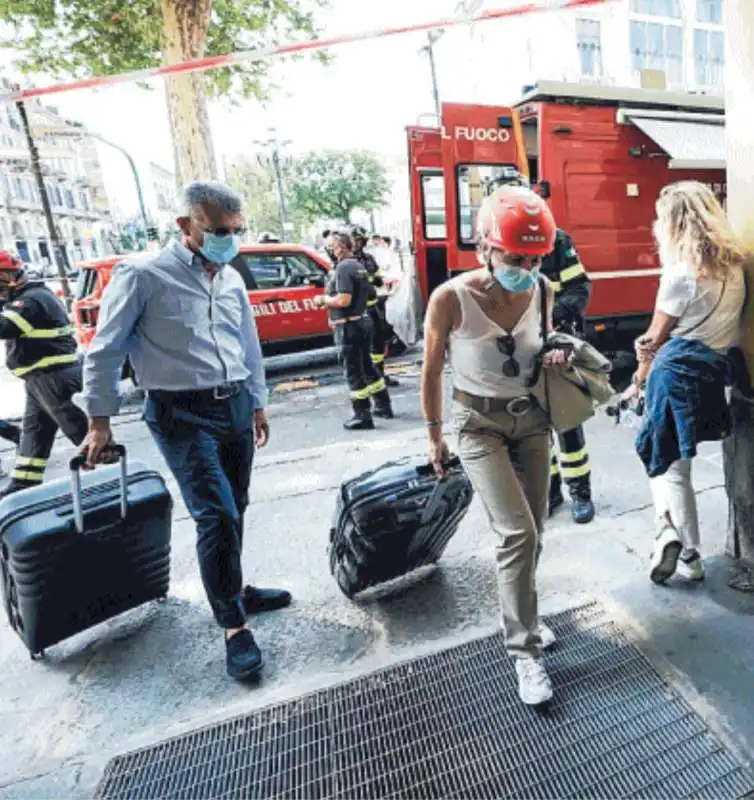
182, 180, 242, 217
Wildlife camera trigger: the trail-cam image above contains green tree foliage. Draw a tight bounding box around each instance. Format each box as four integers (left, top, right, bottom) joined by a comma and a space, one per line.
225, 155, 307, 240
0, 0, 329, 186
0, 0, 327, 102
288, 150, 390, 225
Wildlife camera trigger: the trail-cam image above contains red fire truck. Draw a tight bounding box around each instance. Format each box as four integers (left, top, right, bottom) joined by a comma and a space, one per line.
407, 80, 726, 348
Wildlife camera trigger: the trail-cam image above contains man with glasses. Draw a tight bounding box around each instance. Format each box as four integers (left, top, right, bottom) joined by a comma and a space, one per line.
80, 181, 291, 683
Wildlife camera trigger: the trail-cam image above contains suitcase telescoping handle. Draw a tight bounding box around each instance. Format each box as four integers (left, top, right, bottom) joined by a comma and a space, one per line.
68, 445, 128, 534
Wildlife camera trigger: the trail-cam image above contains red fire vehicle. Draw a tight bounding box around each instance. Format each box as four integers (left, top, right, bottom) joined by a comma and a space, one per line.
407, 80, 726, 346
73, 243, 332, 353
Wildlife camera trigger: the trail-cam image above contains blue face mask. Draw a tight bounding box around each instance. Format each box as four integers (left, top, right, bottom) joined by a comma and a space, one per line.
494, 264, 539, 293
200, 232, 241, 265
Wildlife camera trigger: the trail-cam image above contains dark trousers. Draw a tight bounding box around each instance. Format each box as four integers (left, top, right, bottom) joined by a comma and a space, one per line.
550, 425, 591, 495
8, 363, 89, 492
145, 387, 254, 629
368, 303, 387, 373
334, 317, 390, 414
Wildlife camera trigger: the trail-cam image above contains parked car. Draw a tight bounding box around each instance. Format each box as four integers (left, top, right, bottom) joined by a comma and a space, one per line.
72, 244, 333, 354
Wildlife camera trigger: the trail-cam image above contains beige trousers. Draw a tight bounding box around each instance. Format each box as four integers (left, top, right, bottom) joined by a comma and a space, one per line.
451, 400, 551, 659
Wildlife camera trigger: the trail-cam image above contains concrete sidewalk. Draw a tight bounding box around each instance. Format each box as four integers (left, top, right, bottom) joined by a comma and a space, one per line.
0, 370, 752, 798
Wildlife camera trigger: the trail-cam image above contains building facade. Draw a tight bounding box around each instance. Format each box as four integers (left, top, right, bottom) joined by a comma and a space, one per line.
0, 77, 116, 274
442, 0, 725, 107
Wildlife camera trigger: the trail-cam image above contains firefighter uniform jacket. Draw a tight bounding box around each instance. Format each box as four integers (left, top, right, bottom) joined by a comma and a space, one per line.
0, 280, 78, 378
356, 251, 382, 308
540, 229, 592, 336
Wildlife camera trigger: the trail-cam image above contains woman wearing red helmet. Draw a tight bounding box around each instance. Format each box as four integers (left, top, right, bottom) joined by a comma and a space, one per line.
420, 185, 568, 706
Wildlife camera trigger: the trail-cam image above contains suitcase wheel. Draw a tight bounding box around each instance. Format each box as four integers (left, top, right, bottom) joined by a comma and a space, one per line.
30, 650, 45, 661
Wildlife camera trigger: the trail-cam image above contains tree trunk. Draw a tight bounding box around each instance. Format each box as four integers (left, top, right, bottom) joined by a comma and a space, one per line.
160, 0, 218, 191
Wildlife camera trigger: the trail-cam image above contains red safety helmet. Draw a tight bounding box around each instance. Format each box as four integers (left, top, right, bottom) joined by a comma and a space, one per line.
0, 250, 23, 272
479, 186, 556, 257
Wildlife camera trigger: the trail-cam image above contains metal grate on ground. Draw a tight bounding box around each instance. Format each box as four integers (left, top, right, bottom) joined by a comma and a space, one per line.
95, 600, 754, 799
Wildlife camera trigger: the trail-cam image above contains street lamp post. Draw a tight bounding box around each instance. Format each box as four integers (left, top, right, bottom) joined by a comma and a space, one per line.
92, 134, 149, 235
254, 130, 293, 239
420, 30, 445, 117
15, 96, 73, 304
32, 120, 152, 241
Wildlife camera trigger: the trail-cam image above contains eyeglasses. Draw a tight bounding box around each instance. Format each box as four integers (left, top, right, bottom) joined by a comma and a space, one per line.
496, 334, 521, 378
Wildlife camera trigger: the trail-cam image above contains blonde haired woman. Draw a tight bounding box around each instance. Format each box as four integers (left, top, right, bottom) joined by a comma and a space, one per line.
632, 181, 746, 585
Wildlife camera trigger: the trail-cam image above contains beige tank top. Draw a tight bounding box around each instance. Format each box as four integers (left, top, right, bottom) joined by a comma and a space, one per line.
448, 275, 543, 398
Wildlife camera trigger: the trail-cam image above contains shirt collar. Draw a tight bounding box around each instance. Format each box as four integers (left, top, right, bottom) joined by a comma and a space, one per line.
171, 239, 230, 279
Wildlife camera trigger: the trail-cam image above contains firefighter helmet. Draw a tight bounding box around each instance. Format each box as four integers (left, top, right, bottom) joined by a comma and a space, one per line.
478, 185, 556, 257
349, 225, 369, 242
0, 250, 23, 272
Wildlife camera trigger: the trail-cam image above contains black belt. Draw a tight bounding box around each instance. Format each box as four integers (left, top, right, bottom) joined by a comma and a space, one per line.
452, 388, 538, 417
151, 381, 244, 403
331, 314, 367, 326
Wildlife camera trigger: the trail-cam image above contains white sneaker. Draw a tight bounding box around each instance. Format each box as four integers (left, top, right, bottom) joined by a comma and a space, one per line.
650, 524, 682, 585
539, 622, 556, 650
515, 657, 553, 706
676, 552, 704, 582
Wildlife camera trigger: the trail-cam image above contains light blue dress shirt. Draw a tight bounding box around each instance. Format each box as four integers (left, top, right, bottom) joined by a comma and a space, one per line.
82, 241, 268, 418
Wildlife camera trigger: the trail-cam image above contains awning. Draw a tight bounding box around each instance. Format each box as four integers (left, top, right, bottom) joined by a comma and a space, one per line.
617, 109, 726, 170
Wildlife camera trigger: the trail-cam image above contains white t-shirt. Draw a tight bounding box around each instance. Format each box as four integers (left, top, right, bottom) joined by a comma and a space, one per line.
656, 262, 745, 352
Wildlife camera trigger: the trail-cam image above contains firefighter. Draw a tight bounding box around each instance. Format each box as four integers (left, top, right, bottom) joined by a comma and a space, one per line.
490, 169, 595, 525
543, 228, 595, 524
313, 232, 392, 429
350, 225, 400, 391
0, 250, 89, 497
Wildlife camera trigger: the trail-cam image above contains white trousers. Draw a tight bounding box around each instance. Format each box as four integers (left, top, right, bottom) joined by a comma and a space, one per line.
649, 458, 701, 551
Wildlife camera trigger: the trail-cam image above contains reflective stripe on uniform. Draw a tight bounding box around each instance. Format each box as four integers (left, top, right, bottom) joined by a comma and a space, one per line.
551, 281, 562, 293
559, 445, 589, 480
560, 263, 586, 284
16, 456, 47, 468
371, 353, 385, 365
366, 377, 386, 396
550, 461, 560, 476
11, 353, 78, 377
350, 387, 371, 401
11, 469, 44, 482
366, 298, 378, 307
2, 310, 73, 339
561, 462, 590, 480
560, 447, 588, 464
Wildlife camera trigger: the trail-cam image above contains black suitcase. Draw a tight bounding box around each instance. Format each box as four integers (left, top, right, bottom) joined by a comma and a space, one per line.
0, 445, 173, 658
328, 456, 474, 597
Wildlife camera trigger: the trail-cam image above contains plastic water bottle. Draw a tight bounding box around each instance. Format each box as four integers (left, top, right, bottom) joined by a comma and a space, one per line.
606, 395, 644, 429
619, 405, 644, 429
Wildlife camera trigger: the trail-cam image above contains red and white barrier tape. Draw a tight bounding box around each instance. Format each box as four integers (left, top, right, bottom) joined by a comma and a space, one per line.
0, 0, 611, 106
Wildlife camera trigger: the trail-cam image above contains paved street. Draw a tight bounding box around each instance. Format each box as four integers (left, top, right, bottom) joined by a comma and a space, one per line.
0, 356, 753, 798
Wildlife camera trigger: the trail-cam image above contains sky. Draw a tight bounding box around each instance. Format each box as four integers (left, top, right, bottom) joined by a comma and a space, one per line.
7, 0, 488, 218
